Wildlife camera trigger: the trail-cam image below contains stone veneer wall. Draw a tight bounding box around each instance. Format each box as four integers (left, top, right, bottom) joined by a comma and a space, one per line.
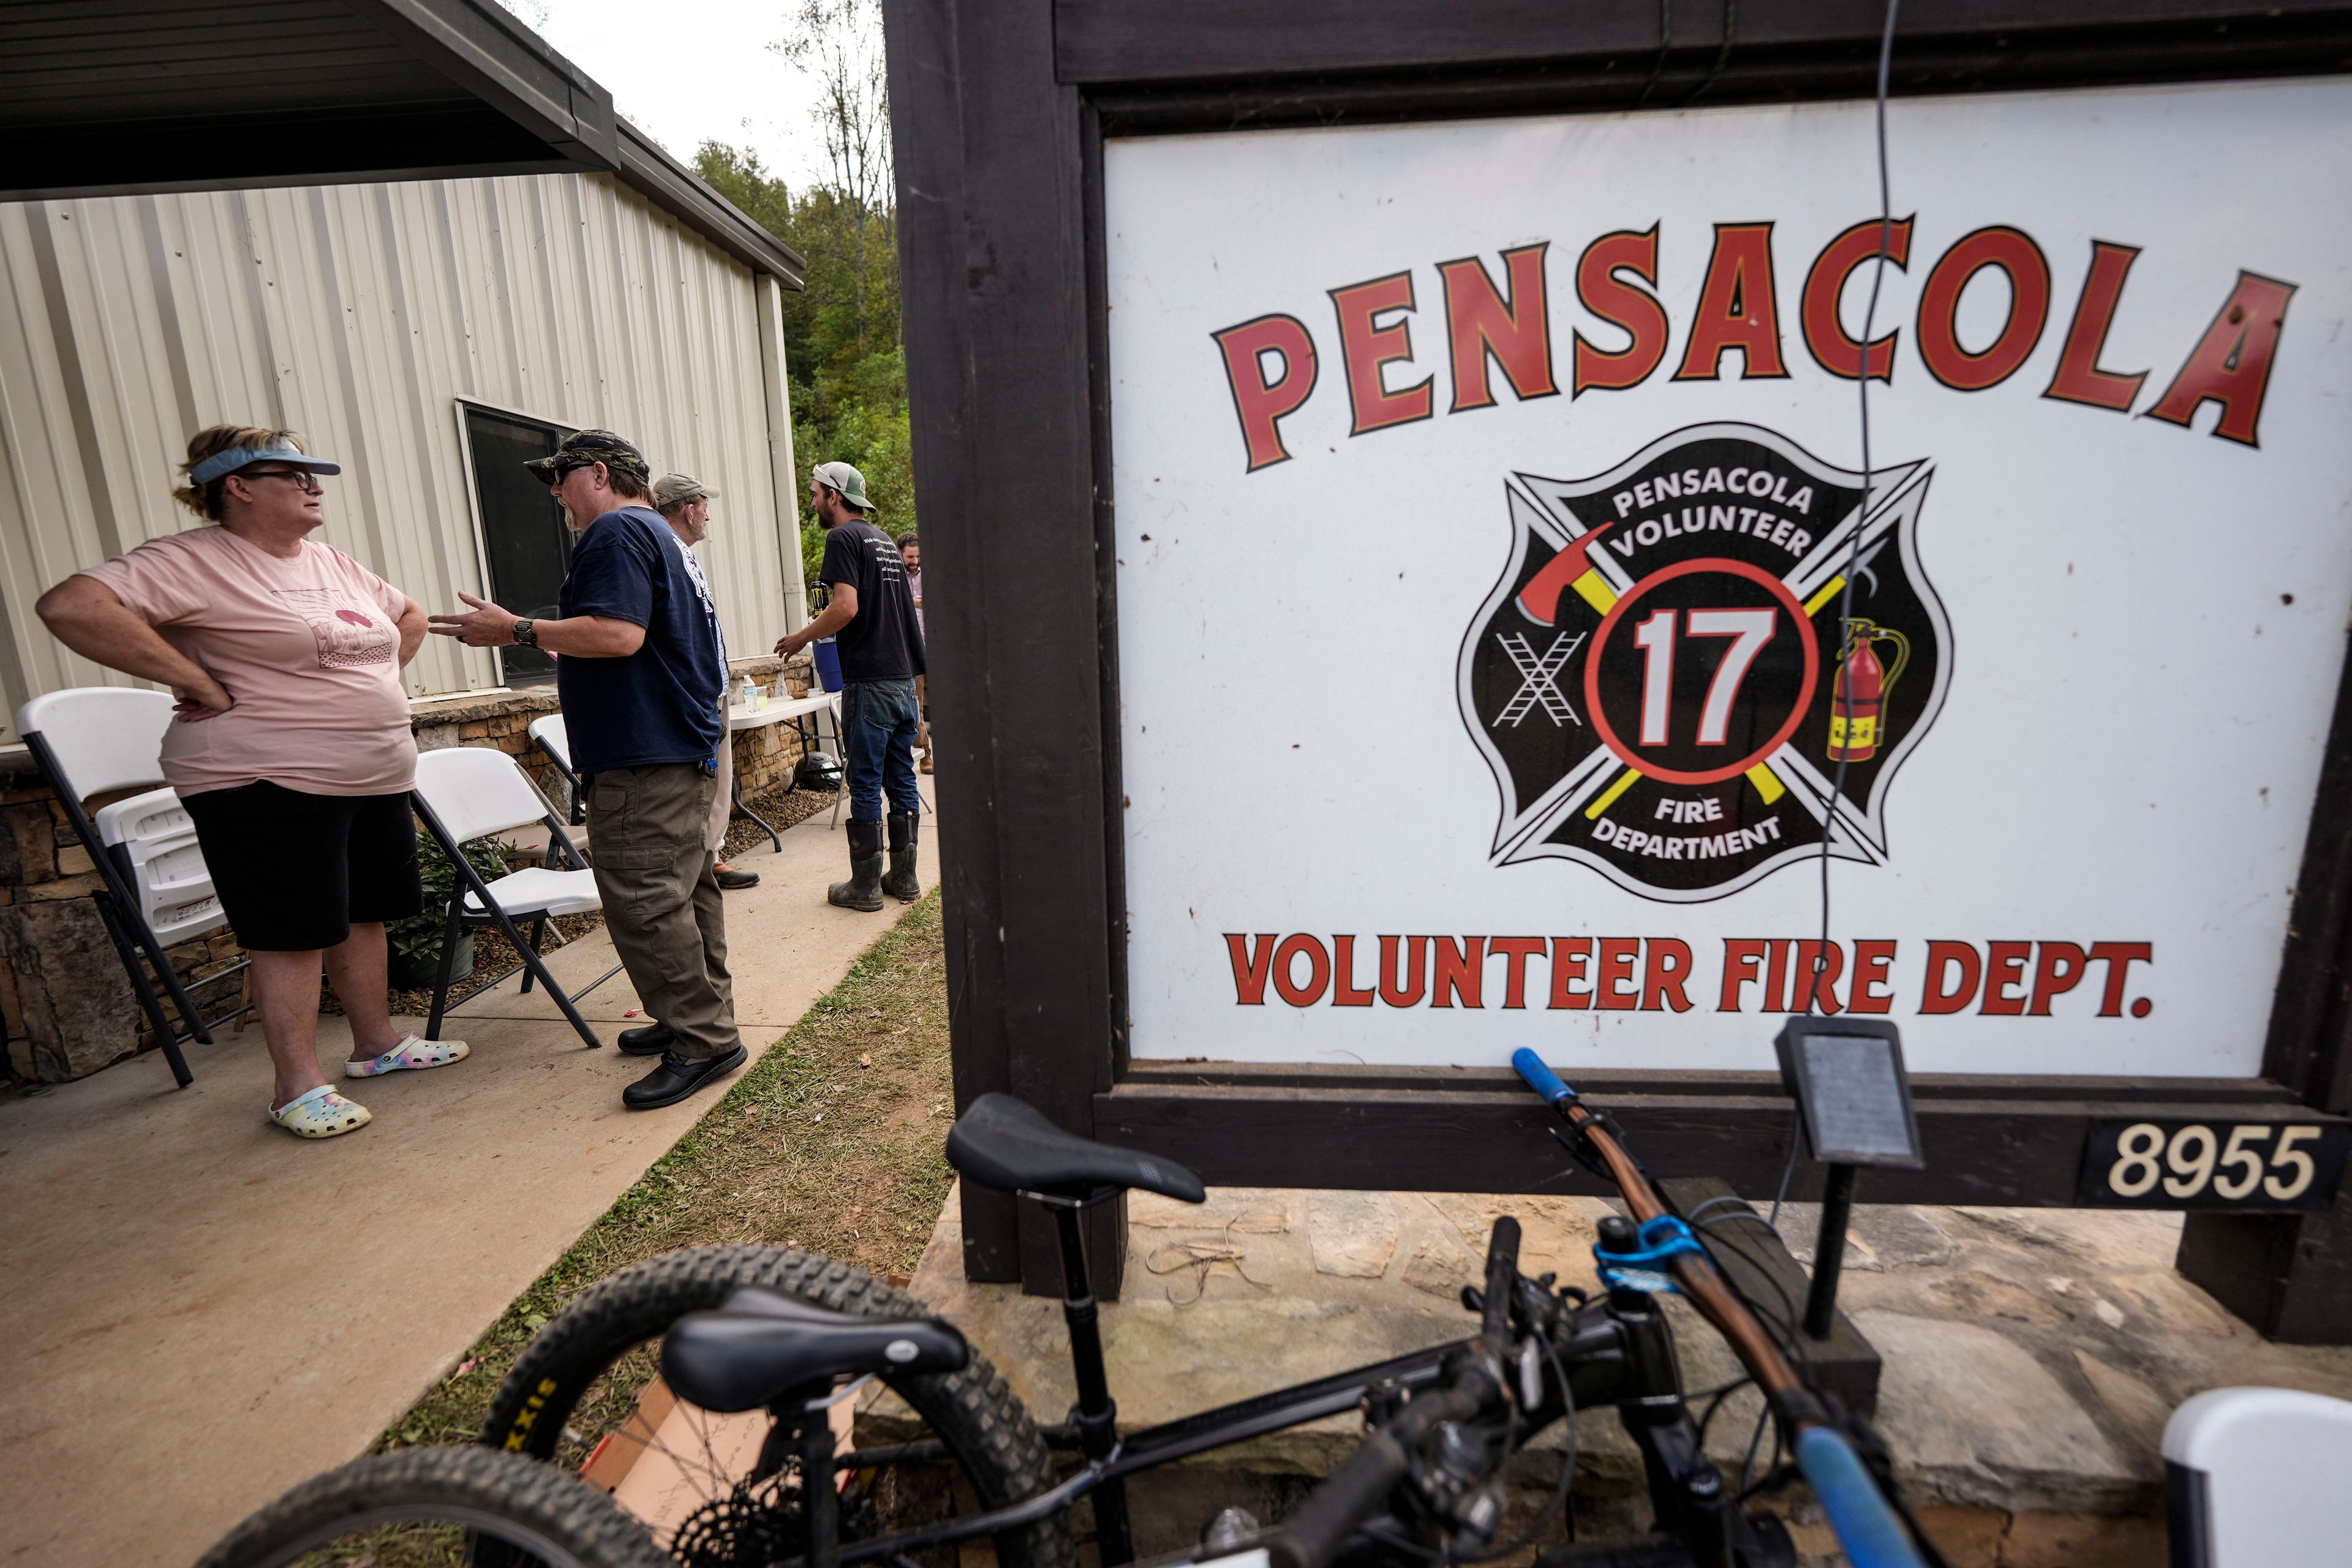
0, 656, 820, 1084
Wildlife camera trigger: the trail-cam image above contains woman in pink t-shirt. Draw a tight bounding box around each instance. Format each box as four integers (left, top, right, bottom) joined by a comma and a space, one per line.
35, 425, 462, 1140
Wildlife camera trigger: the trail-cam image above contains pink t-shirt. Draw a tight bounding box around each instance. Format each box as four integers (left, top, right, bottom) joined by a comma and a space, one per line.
80, 527, 418, 797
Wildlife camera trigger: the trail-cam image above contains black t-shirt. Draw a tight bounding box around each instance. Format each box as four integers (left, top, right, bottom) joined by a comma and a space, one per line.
820, 518, 926, 682
556, 506, 727, 773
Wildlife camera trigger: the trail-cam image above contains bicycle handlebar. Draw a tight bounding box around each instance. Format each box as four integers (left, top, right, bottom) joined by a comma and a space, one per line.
1794, 1428, 1926, 1568
1511, 1047, 1573, 1110
1510, 1048, 1929, 1568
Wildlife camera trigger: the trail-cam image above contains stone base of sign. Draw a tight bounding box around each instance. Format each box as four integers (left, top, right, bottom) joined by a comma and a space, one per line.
881, 1183, 2352, 1566
2176, 1183, 2352, 1344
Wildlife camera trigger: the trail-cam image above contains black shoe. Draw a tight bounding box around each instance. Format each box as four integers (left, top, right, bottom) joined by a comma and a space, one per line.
617, 1020, 675, 1056
715, 867, 761, 890
883, 812, 921, 903
622, 1045, 747, 1110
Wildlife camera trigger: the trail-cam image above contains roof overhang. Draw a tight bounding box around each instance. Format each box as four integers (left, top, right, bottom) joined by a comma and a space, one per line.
0, 0, 802, 284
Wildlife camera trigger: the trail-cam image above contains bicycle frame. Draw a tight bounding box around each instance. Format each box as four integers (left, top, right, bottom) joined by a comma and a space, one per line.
778, 1207, 1758, 1568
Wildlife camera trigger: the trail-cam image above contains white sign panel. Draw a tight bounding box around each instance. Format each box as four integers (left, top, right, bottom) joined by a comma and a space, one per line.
1106, 78, 2352, 1077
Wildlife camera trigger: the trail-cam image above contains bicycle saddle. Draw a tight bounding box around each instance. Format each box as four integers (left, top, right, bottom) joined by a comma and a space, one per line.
660, 1286, 970, 1413
945, 1091, 1206, 1204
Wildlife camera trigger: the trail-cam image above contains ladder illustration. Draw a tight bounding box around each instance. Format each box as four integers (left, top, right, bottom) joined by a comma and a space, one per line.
1496, 631, 1583, 727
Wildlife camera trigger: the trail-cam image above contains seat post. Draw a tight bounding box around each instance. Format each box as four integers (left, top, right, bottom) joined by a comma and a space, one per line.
788, 1383, 842, 1568
1048, 1196, 1133, 1565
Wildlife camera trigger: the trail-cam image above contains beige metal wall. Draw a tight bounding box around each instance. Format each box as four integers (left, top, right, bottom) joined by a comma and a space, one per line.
0, 170, 804, 741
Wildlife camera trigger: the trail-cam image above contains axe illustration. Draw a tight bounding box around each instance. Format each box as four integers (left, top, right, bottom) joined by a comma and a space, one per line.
1517, 522, 1621, 626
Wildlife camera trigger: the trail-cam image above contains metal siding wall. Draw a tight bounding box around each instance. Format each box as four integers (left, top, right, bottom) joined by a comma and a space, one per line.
0, 170, 792, 739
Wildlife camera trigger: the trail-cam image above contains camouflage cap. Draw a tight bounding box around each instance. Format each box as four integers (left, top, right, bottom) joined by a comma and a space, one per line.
652, 472, 718, 510
524, 429, 650, 484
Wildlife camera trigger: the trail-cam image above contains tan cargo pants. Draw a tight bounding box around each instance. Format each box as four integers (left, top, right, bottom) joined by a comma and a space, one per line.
586, 762, 739, 1062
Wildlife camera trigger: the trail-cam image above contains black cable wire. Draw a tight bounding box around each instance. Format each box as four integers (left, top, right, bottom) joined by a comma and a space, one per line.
1456, 1323, 1581, 1564
1681, 0, 1738, 107
1800, 23, 1961, 1568
1693, 1374, 1757, 1452
1778, 0, 1904, 1242
1735, 1397, 1774, 1497
1632, 0, 1673, 110
1766, 1119, 1803, 1231
1809, 0, 1902, 1011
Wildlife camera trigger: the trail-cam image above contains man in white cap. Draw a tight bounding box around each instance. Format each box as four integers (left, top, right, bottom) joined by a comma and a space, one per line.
775, 461, 925, 910
653, 472, 758, 893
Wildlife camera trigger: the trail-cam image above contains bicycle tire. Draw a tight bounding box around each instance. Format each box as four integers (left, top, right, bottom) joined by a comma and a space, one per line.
196, 1445, 670, 1568
480, 1244, 1076, 1568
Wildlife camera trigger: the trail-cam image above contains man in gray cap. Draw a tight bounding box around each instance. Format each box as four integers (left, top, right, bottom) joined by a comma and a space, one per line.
653, 472, 758, 894
775, 461, 925, 911
431, 430, 743, 1110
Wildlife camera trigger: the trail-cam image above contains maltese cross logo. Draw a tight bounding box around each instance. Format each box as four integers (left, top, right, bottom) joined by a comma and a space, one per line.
1458, 422, 1950, 903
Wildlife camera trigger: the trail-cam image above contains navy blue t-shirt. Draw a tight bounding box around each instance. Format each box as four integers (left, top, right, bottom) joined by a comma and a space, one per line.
556, 507, 726, 774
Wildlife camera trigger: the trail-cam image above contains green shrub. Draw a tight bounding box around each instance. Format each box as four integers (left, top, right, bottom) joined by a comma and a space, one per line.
389, 832, 520, 967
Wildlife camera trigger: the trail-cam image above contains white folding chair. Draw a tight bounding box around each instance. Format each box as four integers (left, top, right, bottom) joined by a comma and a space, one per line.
410, 745, 616, 1049
94, 788, 230, 946
2165, 1387, 2352, 1566
13, 688, 250, 1086
527, 712, 584, 826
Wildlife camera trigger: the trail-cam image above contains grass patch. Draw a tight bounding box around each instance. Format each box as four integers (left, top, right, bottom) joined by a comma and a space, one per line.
379, 890, 954, 1452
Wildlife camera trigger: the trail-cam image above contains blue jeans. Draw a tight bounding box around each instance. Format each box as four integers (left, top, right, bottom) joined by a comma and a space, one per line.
842, 679, 922, 822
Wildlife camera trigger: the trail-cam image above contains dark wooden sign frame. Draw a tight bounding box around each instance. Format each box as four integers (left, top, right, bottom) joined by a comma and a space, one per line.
882, 0, 2352, 1340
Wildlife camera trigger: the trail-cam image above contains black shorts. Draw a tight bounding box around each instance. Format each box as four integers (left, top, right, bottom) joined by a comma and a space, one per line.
180, 782, 424, 951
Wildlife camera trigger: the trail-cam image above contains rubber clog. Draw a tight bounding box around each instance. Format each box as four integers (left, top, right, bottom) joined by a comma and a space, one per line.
345, 1033, 470, 1078
271, 1084, 372, 1139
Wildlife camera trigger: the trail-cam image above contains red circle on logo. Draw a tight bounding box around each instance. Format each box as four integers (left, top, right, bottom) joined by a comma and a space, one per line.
1583, 557, 1819, 786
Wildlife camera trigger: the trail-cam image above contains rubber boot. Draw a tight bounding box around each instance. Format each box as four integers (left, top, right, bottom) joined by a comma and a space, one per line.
883, 812, 921, 903
829, 820, 886, 911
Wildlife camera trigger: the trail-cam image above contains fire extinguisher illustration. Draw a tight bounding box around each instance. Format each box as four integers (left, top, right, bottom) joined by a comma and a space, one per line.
1828, 619, 1910, 763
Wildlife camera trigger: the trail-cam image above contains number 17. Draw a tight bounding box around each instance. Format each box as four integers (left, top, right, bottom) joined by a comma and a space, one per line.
1632, 608, 1779, 747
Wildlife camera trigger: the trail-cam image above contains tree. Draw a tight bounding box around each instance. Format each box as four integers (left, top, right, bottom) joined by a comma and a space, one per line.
693, 1, 913, 575
774, 0, 893, 356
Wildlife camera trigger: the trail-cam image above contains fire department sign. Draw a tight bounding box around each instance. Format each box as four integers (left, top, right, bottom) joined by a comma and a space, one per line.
1102, 75, 2352, 1076
1460, 424, 1949, 901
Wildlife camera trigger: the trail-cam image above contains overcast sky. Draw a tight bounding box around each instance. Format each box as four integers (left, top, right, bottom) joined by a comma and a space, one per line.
502, 0, 837, 193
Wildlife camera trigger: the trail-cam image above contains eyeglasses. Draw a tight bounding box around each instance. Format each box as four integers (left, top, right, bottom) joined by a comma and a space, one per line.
240, 468, 325, 494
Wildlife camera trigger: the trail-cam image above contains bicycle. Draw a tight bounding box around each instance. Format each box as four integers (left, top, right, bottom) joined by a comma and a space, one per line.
448, 1047, 1937, 1568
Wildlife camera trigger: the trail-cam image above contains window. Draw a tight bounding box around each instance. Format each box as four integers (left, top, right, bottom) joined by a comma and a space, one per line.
461, 404, 573, 686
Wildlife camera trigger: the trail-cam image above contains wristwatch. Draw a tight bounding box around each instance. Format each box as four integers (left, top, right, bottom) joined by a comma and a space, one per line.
513, 617, 538, 648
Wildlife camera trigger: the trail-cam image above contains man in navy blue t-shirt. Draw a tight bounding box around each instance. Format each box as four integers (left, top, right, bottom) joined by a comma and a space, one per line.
429, 429, 744, 1111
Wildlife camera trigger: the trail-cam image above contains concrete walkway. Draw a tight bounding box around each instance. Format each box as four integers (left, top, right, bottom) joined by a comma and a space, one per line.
0, 786, 933, 1568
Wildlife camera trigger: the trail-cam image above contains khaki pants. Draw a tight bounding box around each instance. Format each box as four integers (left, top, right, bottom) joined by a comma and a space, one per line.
708, 736, 734, 856
586, 763, 739, 1062
914, 674, 931, 756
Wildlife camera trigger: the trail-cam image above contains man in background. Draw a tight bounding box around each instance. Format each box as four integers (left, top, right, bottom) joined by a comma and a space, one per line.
655, 472, 758, 892
896, 530, 931, 775
775, 462, 924, 910
431, 430, 743, 1110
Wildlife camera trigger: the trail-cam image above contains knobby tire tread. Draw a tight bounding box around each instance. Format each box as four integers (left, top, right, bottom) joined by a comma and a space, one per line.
196, 1445, 669, 1568
480, 1244, 1075, 1568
